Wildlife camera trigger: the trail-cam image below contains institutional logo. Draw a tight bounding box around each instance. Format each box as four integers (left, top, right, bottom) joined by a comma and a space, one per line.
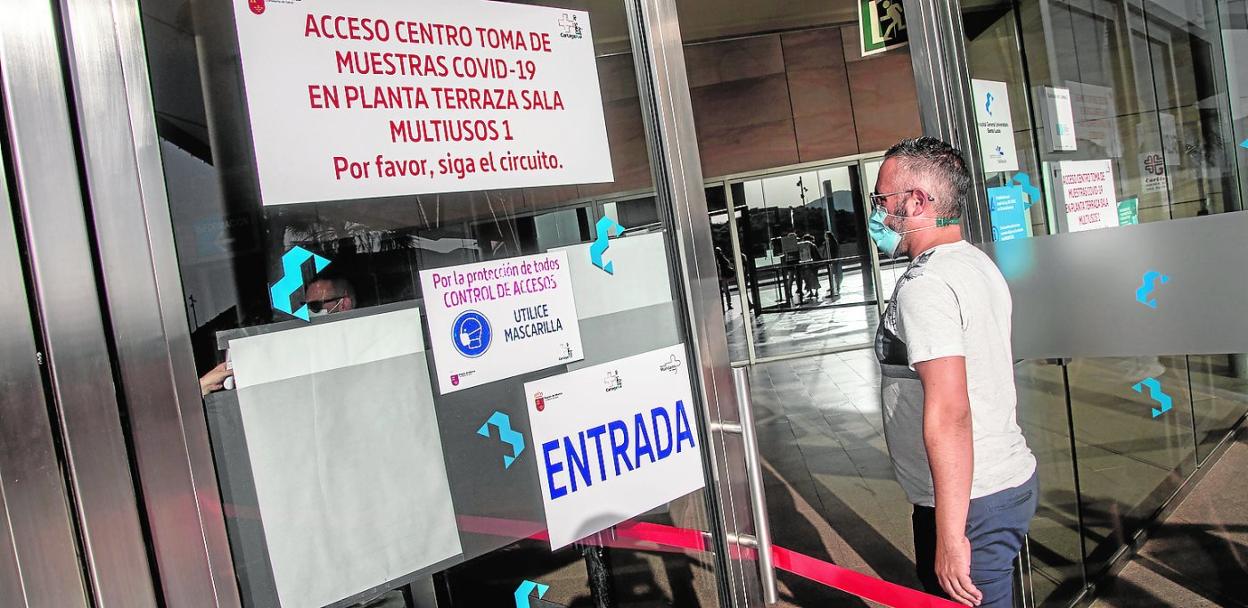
248, 0, 264, 14
534, 392, 546, 412
604, 370, 622, 392
659, 354, 682, 374
452, 310, 492, 358
558, 13, 584, 39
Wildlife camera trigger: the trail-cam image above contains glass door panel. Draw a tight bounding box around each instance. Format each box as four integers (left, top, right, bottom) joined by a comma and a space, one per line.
728, 163, 882, 361
138, 0, 727, 606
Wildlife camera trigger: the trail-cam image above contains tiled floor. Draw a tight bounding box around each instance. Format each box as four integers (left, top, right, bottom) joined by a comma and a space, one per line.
748, 350, 916, 608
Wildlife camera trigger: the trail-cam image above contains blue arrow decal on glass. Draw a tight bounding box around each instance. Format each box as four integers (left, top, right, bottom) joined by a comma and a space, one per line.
590, 217, 625, 274
478, 411, 525, 468
1010, 172, 1041, 208
269, 246, 330, 321
1240, 139, 1248, 149
514, 580, 550, 608
1133, 377, 1173, 418
1135, 270, 1169, 309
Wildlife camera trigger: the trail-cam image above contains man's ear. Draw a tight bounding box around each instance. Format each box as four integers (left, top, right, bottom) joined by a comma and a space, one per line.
911, 188, 935, 215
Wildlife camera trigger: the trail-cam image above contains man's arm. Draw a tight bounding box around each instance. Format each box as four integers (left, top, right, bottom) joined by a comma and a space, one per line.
915, 356, 981, 607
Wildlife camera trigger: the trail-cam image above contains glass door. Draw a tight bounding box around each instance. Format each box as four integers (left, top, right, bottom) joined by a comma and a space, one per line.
80, 0, 743, 606
723, 161, 886, 364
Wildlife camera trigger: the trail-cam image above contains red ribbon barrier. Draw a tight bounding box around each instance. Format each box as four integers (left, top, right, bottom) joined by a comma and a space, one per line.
455, 515, 961, 607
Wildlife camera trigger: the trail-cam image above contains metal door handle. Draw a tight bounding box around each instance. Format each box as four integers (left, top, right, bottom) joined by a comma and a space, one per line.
715, 366, 779, 605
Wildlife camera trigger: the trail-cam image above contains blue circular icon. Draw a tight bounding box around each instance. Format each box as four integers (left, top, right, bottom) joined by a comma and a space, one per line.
451, 310, 491, 358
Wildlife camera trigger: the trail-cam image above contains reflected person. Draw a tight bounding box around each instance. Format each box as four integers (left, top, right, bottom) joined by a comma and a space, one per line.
198, 276, 357, 396
870, 138, 1037, 607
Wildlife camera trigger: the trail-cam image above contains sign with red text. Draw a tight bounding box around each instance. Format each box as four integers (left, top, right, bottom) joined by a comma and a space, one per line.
1057, 159, 1119, 233
525, 344, 705, 549
419, 251, 583, 394
232, 0, 613, 206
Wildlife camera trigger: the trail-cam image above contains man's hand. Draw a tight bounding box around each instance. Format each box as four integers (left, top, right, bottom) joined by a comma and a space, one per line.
935, 533, 981, 606
200, 362, 233, 396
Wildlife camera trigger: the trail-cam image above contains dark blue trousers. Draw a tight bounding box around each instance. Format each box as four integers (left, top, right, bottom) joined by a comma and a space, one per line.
912, 472, 1038, 607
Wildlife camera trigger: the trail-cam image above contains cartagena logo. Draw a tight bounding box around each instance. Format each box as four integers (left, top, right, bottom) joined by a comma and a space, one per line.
659, 354, 682, 374
558, 13, 584, 39
604, 370, 622, 392
452, 310, 492, 358
557, 342, 574, 361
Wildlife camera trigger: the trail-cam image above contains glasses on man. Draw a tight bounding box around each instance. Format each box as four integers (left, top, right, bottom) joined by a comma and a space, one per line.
306, 294, 345, 314
869, 189, 915, 209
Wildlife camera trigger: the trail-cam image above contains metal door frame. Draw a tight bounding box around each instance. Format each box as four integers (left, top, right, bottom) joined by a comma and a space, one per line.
0, 93, 91, 608
0, 0, 161, 606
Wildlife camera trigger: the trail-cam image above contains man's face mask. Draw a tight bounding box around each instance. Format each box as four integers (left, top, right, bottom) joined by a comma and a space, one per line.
867, 192, 960, 257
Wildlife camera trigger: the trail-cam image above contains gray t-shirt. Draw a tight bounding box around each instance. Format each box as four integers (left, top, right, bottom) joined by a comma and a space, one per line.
875, 240, 1035, 507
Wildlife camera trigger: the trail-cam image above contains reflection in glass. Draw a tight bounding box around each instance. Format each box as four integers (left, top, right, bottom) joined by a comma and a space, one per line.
1014, 361, 1085, 607
1066, 356, 1196, 577
1188, 354, 1248, 463
728, 165, 883, 360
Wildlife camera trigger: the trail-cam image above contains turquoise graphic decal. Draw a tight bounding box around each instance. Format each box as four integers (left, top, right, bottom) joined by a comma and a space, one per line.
479, 411, 525, 469
1010, 171, 1042, 206
590, 217, 625, 274
514, 580, 550, 608
269, 246, 330, 321
1133, 377, 1173, 418
1135, 270, 1169, 309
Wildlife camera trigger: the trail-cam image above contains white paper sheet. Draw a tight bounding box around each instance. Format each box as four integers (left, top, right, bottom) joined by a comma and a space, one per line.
230, 308, 461, 607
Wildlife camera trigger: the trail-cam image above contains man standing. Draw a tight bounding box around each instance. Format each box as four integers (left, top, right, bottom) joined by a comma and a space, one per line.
870, 137, 1037, 607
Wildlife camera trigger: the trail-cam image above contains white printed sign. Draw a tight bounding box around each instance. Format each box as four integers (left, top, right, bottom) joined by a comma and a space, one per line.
232, 0, 613, 206
525, 344, 705, 549
1066, 81, 1121, 157
1041, 87, 1077, 152
1058, 159, 1119, 232
420, 250, 583, 393
971, 79, 1019, 172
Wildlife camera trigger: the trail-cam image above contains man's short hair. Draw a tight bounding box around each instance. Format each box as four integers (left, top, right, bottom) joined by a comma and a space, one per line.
883, 137, 970, 219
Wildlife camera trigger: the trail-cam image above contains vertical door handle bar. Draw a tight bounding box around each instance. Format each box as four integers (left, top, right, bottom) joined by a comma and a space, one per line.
732, 366, 779, 605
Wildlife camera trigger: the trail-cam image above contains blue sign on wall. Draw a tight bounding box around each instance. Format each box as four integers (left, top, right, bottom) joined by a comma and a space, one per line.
987, 185, 1029, 242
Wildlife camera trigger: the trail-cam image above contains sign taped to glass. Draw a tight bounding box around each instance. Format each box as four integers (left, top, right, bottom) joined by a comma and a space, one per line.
230, 0, 613, 206
525, 344, 705, 549
419, 250, 584, 394
1057, 159, 1119, 232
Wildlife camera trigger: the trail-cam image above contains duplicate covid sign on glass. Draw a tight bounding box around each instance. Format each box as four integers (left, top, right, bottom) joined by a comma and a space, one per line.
232, 0, 613, 206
